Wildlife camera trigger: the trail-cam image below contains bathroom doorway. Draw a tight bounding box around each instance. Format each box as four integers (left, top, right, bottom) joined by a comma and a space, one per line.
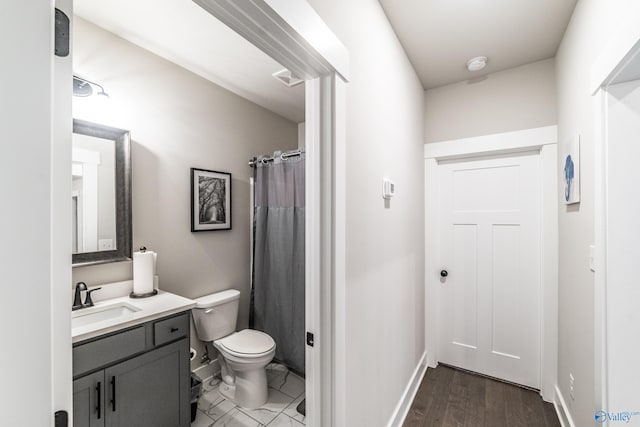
70, 1, 347, 426
181, 5, 349, 426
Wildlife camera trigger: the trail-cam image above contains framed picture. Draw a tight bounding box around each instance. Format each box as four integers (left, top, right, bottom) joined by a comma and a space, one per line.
561, 135, 580, 205
191, 168, 232, 231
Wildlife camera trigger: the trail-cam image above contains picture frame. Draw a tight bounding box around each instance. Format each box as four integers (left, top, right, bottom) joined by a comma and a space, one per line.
191, 168, 232, 231
561, 135, 580, 205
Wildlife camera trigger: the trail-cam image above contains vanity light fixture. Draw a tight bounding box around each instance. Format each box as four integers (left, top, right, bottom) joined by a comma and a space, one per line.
466, 56, 488, 72
73, 75, 110, 98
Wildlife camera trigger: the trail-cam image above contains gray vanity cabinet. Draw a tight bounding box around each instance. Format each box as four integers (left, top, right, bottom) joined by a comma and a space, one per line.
73, 311, 190, 427
73, 371, 105, 427
104, 340, 188, 426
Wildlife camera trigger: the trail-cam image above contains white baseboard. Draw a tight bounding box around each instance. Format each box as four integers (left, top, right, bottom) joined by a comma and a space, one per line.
554, 385, 575, 427
193, 358, 220, 382
386, 352, 428, 427
426, 351, 437, 369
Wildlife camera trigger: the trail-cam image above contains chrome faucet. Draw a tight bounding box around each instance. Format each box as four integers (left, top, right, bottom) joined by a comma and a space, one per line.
72, 282, 102, 311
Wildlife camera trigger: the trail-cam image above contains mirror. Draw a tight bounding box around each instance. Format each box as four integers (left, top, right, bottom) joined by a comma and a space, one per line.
72, 119, 131, 266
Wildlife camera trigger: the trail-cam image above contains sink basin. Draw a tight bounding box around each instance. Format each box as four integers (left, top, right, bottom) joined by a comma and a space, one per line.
72, 302, 140, 329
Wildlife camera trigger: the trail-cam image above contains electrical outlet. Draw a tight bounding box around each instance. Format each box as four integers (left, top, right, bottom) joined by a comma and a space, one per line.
569, 373, 575, 400
98, 239, 113, 250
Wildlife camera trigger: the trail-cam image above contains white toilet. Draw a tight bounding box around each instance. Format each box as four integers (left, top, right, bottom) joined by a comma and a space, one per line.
192, 289, 276, 409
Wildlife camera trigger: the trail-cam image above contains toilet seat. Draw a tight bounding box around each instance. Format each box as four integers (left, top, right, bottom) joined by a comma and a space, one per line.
215, 329, 275, 359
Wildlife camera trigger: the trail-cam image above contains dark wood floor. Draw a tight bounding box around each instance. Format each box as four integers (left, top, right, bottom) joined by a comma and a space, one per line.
403, 365, 560, 427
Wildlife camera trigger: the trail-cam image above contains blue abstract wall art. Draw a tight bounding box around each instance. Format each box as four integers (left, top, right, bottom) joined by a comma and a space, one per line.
564, 154, 574, 201
561, 136, 580, 204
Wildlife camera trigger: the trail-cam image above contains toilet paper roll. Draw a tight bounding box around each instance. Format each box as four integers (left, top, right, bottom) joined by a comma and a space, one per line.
152, 252, 158, 289
153, 252, 157, 275
190, 347, 197, 361
133, 249, 155, 295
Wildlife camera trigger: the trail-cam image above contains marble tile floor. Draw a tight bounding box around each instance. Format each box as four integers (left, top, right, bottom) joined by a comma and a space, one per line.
193, 362, 306, 427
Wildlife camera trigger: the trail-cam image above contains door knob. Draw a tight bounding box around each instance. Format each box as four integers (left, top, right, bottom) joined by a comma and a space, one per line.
440, 270, 448, 278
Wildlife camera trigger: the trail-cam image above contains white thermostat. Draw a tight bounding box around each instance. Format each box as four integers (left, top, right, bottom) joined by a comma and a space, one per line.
382, 177, 395, 199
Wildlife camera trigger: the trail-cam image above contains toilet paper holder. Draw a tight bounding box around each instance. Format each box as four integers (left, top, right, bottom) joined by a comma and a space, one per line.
130, 288, 158, 298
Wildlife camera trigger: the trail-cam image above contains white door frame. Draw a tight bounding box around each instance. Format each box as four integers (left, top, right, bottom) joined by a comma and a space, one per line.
591, 7, 640, 419
55, 0, 74, 421
2, 0, 74, 423
424, 126, 558, 401
191, 2, 349, 426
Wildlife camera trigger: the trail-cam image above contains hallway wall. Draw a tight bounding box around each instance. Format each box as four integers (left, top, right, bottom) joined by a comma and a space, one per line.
307, 1, 426, 426
555, 2, 640, 426
424, 58, 557, 143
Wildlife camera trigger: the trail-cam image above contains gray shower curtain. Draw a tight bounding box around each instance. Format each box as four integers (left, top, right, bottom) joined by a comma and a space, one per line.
251, 151, 305, 374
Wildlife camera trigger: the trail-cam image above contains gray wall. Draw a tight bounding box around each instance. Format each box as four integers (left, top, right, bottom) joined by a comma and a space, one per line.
307, 1, 425, 425
71, 18, 297, 368
424, 58, 557, 143
554, 1, 638, 425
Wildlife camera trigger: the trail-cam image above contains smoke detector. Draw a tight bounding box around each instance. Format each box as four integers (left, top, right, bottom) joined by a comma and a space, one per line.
466, 56, 488, 72
272, 69, 304, 88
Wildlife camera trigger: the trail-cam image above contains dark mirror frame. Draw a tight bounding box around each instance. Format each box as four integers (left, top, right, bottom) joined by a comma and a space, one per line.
72, 118, 132, 267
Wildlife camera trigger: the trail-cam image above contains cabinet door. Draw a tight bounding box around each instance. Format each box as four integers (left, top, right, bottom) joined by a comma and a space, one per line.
104, 339, 189, 427
73, 371, 105, 427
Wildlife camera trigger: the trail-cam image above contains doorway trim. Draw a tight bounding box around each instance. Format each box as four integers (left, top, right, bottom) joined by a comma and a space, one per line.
591, 8, 640, 420
191, 2, 349, 426
424, 125, 558, 401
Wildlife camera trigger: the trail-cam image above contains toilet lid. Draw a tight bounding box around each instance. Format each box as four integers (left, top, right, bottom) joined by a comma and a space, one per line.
216, 329, 275, 355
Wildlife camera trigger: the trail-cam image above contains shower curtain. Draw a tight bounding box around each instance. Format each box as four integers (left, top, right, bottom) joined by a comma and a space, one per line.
251, 151, 305, 374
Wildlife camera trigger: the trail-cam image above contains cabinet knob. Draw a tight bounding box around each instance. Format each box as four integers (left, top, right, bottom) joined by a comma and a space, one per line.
440, 270, 448, 278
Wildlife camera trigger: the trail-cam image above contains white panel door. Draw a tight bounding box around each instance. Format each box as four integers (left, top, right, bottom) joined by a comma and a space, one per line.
438, 152, 541, 388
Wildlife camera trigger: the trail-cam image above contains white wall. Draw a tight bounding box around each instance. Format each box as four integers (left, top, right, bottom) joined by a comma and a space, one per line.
71, 18, 297, 369
424, 58, 557, 143
555, 2, 640, 425
306, 1, 425, 426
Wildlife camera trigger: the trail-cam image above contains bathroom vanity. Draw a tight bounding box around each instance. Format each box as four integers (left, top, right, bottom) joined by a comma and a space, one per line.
70, 118, 196, 425
72, 288, 195, 427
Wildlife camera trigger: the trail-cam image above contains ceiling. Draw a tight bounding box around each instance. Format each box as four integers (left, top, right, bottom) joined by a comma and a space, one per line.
76, 0, 578, 118
379, 0, 578, 89
74, 0, 305, 123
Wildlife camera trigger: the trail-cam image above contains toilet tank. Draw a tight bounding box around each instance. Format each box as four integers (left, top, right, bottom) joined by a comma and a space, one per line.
192, 289, 240, 342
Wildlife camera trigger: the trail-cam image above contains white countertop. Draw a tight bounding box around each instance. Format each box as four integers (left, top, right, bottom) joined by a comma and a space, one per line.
72, 290, 195, 344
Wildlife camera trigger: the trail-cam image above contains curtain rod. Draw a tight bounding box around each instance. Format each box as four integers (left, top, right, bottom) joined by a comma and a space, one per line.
248, 149, 304, 167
